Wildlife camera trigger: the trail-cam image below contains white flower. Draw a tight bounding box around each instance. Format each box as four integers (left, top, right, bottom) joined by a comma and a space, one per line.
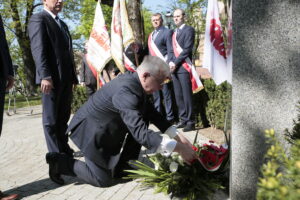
169, 161, 179, 172
154, 164, 159, 170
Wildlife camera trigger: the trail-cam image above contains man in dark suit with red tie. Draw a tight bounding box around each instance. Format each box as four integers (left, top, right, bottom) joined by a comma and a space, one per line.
148, 13, 175, 123
0, 14, 19, 200
28, 0, 78, 160
169, 9, 196, 132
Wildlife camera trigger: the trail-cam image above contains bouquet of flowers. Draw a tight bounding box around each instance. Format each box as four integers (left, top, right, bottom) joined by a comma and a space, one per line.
125, 140, 229, 200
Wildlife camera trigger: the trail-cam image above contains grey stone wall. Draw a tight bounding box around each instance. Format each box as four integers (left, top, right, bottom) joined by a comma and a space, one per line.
231, 0, 300, 199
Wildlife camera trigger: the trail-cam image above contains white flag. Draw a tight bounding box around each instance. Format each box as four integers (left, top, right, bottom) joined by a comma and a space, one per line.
111, 0, 135, 73
226, 2, 232, 84
202, 0, 228, 85
86, 0, 111, 75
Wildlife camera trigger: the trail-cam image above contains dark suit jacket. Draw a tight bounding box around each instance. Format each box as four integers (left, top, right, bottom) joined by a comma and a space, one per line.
79, 56, 96, 86
169, 24, 195, 73
67, 72, 171, 169
152, 26, 173, 63
28, 10, 78, 86
0, 15, 13, 79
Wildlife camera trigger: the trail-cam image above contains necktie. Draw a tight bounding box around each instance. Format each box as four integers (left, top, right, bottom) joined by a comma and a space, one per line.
152, 30, 158, 41
55, 16, 69, 42
176, 28, 180, 36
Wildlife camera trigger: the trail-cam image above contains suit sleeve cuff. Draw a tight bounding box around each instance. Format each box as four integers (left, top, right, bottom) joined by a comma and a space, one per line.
164, 125, 179, 138
156, 137, 177, 156
42, 76, 52, 80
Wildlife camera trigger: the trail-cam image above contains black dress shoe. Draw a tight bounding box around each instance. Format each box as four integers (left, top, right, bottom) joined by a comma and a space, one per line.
167, 119, 176, 125
114, 162, 135, 179
176, 121, 186, 128
183, 124, 195, 132
46, 153, 65, 185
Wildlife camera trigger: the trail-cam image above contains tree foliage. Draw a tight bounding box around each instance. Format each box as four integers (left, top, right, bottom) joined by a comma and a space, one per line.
0, 0, 87, 94
141, 7, 154, 44
0, 0, 40, 94
257, 129, 300, 200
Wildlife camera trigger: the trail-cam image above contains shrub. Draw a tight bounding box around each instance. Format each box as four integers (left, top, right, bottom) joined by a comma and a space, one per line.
193, 79, 231, 129
257, 104, 300, 200
285, 101, 300, 144
257, 129, 300, 200
71, 86, 87, 113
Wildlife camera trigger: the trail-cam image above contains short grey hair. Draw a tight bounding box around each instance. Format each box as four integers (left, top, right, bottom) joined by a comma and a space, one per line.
137, 55, 170, 78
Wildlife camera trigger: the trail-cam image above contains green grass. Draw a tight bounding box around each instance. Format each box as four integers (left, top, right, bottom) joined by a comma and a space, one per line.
4, 94, 41, 110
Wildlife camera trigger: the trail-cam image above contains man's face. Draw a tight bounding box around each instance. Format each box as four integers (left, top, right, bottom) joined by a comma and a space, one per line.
44, 0, 63, 15
141, 71, 166, 94
173, 10, 184, 27
151, 15, 163, 29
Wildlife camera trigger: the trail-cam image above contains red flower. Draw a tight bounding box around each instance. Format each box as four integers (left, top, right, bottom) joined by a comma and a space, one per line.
192, 145, 199, 152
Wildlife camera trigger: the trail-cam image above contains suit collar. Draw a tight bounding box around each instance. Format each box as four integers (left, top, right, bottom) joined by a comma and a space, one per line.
155, 26, 164, 32
43, 8, 57, 19
178, 24, 185, 30
41, 10, 71, 48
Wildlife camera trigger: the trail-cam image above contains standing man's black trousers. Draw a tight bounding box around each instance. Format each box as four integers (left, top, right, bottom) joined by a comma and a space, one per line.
42, 82, 73, 154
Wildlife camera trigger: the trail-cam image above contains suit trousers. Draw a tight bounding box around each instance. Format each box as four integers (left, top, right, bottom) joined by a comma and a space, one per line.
54, 153, 113, 187
152, 82, 174, 121
42, 82, 73, 154
58, 133, 141, 187
172, 72, 194, 124
0, 78, 6, 136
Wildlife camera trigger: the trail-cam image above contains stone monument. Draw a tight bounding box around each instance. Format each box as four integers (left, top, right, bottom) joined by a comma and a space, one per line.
232, 0, 300, 199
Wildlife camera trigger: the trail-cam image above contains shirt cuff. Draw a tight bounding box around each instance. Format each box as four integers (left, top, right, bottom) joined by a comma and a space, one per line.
156, 137, 177, 156
42, 76, 52, 80
164, 125, 179, 138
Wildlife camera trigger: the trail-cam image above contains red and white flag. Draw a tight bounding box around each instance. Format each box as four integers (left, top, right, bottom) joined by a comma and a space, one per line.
172, 33, 203, 93
202, 0, 228, 85
111, 0, 135, 73
86, 0, 111, 87
226, 2, 232, 84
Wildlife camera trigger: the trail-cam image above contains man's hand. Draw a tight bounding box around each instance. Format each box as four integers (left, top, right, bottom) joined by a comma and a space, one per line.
6, 75, 14, 91
173, 142, 199, 165
41, 79, 53, 94
169, 62, 176, 73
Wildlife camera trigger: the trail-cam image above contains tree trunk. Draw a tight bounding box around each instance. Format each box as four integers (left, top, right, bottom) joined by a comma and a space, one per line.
19, 38, 37, 95
126, 0, 144, 45
9, 0, 37, 95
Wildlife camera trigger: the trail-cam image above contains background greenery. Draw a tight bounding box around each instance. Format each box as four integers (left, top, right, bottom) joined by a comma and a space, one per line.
257, 102, 300, 200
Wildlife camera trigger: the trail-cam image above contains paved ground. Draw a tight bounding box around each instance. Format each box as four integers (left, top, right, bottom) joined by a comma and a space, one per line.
0, 105, 229, 200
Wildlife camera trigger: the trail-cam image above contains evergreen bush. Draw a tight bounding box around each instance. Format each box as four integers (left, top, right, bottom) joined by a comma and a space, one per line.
257, 102, 300, 199
257, 129, 300, 200
71, 86, 87, 113
285, 101, 300, 144
194, 79, 231, 129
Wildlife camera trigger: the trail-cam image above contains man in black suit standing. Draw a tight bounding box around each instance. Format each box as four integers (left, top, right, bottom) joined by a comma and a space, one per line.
169, 9, 195, 132
28, 0, 78, 156
0, 14, 18, 200
45, 56, 198, 186
148, 13, 175, 124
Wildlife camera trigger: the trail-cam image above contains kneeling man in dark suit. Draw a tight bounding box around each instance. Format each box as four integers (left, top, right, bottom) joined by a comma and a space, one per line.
45, 56, 198, 187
